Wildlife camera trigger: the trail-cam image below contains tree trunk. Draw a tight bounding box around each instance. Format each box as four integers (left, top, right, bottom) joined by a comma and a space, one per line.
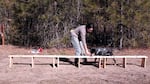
119, 0, 123, 49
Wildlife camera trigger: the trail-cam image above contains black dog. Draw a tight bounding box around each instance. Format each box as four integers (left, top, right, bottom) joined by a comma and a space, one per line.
90, 47, 116, 65
90, 47, 113, 56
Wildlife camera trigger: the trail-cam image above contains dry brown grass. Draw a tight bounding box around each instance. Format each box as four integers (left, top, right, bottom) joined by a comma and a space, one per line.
0, 45, 150, 84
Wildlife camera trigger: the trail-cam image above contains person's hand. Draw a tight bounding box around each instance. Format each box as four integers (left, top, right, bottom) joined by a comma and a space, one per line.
91, 53, 95, 56
86, 50, 91, 56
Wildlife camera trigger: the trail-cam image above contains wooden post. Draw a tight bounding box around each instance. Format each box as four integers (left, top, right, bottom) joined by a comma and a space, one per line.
53, 57, 55, 68
57, 57, 59, 67
31, 57, 34, 68
78, 58, 80, 68
9, 57, 13, 68
123, 58, 126, 68
102, 58, 106, 68
98, 58, 101, 68
141, 58, 146, 68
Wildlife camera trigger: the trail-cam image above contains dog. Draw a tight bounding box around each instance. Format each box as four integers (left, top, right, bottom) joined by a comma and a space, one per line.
90, 47, 113, 56
90, 47, 116, 65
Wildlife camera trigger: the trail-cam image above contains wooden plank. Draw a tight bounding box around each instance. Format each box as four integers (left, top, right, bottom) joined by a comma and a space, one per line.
9, 55, 148, 59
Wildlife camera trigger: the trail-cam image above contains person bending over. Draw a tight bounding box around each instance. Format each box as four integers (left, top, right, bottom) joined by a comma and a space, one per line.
70, 23, 94, 66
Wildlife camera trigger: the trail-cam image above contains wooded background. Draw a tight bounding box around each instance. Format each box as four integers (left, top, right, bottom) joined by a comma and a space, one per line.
0, 0, 150, 49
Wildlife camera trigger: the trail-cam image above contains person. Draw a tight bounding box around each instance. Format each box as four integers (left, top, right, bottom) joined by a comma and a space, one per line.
70, 23, 94, 66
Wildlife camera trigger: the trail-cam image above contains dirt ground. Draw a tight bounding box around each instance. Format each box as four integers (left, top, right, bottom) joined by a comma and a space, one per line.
0, 45, 150, 84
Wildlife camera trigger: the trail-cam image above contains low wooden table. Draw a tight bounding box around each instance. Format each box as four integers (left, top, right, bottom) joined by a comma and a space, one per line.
8, 55, 58, 68
56, 55, 148, 68
8, 55, 148, 68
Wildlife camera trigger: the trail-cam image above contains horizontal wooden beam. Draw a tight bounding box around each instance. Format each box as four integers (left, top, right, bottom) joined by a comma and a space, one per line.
9, 55, 148, 58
